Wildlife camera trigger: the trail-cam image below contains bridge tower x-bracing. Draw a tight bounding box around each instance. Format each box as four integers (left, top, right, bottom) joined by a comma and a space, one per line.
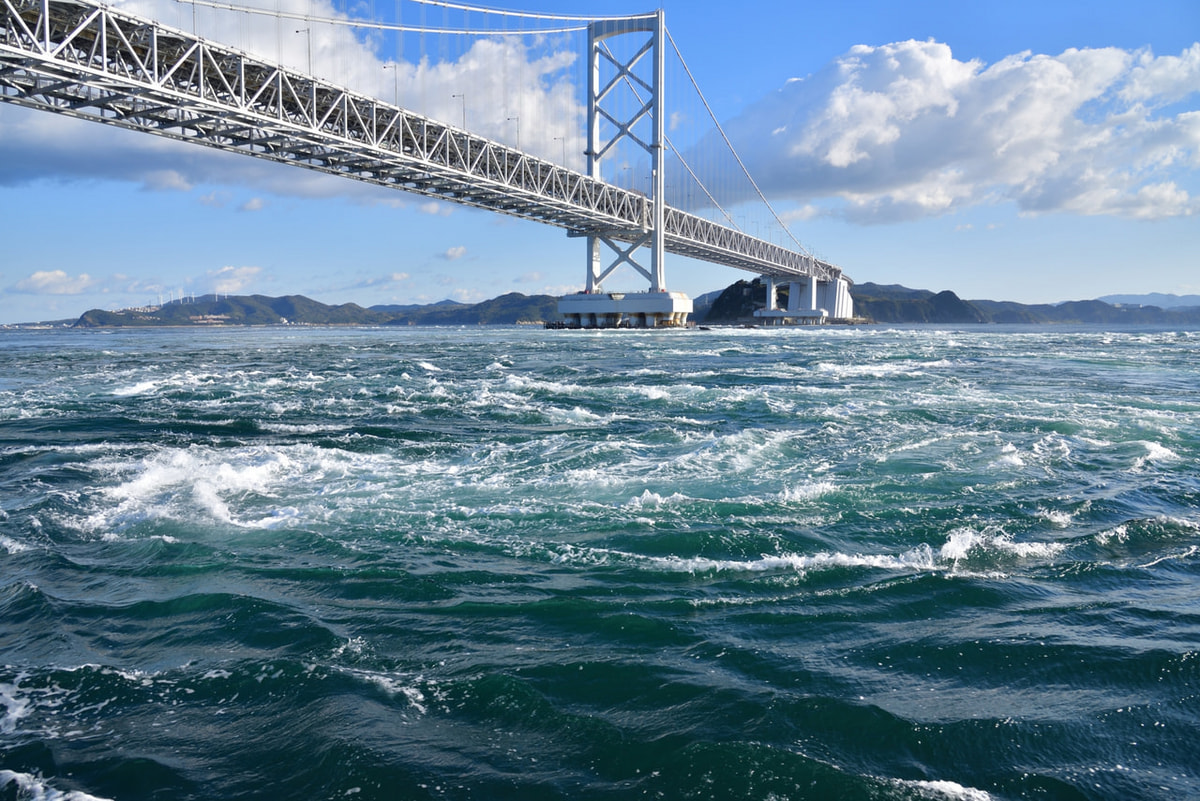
556, 10, 693, 329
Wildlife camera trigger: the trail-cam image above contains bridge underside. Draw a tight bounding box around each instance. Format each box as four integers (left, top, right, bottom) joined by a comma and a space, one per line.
1, 0, 850, 309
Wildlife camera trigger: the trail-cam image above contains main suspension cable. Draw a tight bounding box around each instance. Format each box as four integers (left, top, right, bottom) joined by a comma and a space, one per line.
177, 0, 654, 34
409, 0, 655, 23
597, 40, 741, 233
665, 28, 811, 257
177, 0, 587, 34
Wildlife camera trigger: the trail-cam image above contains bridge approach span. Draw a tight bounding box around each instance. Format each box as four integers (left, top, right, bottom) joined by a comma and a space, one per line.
1, 0, 844, 285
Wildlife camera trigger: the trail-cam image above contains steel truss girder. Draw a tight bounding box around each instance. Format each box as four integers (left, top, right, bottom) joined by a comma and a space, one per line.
0, 0, 844, 285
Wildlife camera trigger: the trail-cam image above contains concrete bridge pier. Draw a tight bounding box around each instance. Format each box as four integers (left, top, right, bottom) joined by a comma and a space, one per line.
755, 275, 854, 325
557, 291, 693, 329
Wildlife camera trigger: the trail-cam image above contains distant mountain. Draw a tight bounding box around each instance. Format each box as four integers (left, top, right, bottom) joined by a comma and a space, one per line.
689, 288, 726, 321
698, 280, 1200, 325
967, 297, 1200, 324
700, 280, 985, 324
68, 285, 1200, 329
370, 299, 467, 314
1098, 293, 1200, 309
74, 293, 559, 327
76, 295, 388, 327
375, 293, 559, 325
851, 283, 986, 324
846, 282, 1200, 324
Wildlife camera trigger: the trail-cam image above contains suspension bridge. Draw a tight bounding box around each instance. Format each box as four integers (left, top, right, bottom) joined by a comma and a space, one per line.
0, 0, 854, 327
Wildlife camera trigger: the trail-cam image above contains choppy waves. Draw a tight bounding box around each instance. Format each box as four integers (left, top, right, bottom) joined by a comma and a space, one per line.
1, 325, 1198, 800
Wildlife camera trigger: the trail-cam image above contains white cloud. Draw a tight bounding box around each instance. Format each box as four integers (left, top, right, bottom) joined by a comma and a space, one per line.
200, 191, 230, 207
419, 201, 452, 217
141, 169, 193, 191
440, 246, 467, 261
1120, 43, 1200, 106
711, 39, 1200, 223
6, 0, 1195, 228
449, 287, 486, 303
239, 197, 266, 212
207, 266, 261, 294
537, 283, 584, 297
12, 270, 96, 295
0, 0, 587, 197
781, 204, 822, 223
390, 272, 410, 282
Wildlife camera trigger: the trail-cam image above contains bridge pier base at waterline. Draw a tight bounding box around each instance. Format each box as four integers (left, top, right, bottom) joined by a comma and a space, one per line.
752, 275, 855, 325
554, 291, 693, 329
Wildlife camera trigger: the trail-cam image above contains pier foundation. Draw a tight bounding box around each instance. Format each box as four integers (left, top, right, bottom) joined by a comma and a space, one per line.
555, 291, 693, 329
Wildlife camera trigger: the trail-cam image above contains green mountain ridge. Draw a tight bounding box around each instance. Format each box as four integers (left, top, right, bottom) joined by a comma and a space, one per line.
702, 280, 1200, 325
66, 283, 1200, 328
73, 293, 558, 327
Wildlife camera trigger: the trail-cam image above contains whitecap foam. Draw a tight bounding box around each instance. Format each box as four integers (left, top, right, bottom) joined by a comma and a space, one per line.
890, 777, 993, 800
1035, 508, 1073, 527
1032, 434, 1071, 461
623, 489, 691, 509
0, 534, 31, 554
814, 359, 952, 379
940, 528, 1067, 562
78, 444, 400, 533
779, 482, 836, 502
339, 668, 427, 715
1094, 525, 1129, 546
500, 372, 590, 398
989, 443, 1025, 469
1131, 440, 1179, 471
627, 384, 676, 401
332, 636, 371, 659
639, 544, 938, 576
544, 406, 606, 425
111, 380, 160, 397
1138, 544, 1199, 568
0, 680, 31, 734
0, 771, 114, 801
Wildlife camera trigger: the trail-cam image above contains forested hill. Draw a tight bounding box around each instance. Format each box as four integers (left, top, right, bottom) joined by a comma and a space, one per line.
74, 293, 558, 327
701, 280, 1200, 325
853, 283, 1200, 324
70, 284, 1200, 328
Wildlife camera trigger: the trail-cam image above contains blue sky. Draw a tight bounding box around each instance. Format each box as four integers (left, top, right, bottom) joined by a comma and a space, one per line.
1, 0, 1197, 323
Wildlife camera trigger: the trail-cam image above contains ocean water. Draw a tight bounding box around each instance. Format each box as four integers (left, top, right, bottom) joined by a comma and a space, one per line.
1, 324, 1197, 801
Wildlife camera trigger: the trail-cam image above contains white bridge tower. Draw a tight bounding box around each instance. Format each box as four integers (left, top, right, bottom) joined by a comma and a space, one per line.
556, 11, 692, 328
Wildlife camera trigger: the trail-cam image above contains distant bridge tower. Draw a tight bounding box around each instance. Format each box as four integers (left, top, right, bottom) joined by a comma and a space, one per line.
557, 10, 692, 328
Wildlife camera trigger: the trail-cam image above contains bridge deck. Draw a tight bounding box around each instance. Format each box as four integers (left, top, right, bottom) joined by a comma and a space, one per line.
1, 0, 843, 283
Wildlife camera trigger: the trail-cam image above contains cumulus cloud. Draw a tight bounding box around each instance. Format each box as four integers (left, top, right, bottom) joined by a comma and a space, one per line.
707, 39, 1200, 222
140, 169, 193, 191
5, 0, 1195, 227
0, 103, 377, 199
0, 0, 586, 196
419, 201, 453, 217
200, 191, 231, 208
439, 246, 467, 261
449, 287, 486, 303
12, 270, 96, 295
207, 266, 261, 294
1120, 43, 1200, 106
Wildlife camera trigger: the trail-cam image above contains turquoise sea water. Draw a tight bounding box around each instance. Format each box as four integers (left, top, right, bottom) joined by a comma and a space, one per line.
1, 325, 1197, 800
